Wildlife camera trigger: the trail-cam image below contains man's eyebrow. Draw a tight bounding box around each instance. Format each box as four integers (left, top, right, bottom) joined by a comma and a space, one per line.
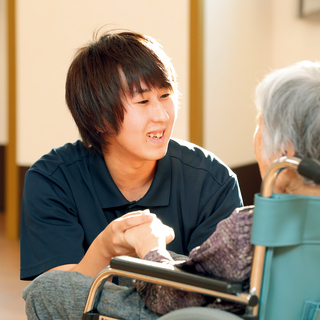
132, 87, 150, 96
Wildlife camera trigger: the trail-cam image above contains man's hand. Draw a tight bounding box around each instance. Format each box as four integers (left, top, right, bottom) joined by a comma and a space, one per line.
100, 210, 155, 259
53, 210, 156, 277
124, 214, 175, 258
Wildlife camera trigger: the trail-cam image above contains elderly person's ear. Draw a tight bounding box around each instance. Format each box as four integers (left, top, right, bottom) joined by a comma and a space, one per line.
283, 144, 295, 157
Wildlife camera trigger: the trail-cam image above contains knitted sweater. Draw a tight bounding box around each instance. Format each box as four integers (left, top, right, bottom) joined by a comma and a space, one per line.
133, 206, 254, 315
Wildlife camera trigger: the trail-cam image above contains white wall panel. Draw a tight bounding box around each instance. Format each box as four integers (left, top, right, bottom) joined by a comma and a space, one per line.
16, 0, 189, 166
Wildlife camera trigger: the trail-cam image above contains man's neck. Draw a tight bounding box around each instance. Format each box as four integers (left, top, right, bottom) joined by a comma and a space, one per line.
103, 154, 157, 202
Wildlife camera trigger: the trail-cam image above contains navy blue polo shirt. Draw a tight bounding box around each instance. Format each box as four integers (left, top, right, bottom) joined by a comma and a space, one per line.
20, 138, 243, 280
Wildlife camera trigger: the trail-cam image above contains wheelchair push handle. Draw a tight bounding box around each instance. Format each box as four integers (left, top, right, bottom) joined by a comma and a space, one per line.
298, 158, 320, 184
261, 156, 320, 198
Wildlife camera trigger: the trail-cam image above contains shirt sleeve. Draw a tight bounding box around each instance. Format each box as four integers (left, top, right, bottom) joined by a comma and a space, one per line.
20, 169, 85, 280
133, 206, 254, 315
187, 174, 244, 253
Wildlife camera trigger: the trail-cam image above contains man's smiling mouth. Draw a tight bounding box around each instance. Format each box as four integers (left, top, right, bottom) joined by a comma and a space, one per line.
147, 132, 164, 139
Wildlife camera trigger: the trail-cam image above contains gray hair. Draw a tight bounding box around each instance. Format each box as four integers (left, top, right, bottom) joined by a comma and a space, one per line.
255, 60, 320, 162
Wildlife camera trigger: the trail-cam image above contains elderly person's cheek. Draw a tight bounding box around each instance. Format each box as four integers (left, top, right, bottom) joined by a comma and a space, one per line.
253, 117, 271, 179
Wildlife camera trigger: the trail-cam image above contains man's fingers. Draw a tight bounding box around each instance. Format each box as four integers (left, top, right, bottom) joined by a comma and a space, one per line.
120, 209, 151, 219
165, 226, 175, 244
116, 210, 154, 231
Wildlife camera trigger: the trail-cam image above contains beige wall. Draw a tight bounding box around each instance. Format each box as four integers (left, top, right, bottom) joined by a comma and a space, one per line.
15, 0, 189, 166
203, 0, 272, 168
0, 0, 7, 145
203, 0, 320, 168
273, 0, 320, 68
3, 0, 320, 168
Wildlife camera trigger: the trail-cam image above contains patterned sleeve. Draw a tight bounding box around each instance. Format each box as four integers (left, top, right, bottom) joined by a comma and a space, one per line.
133, 206, 254, 315
133, 250, 209, 315
186, 206, 254, 281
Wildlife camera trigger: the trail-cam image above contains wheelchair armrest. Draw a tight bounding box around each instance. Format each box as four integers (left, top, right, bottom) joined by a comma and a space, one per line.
111, 256, 242, 295
110, 256, 258, 308
83, 255, 258, 317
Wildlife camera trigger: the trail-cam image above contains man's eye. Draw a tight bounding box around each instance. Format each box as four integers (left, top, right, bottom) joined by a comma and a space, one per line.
161, 93, 170, 99
138, 100, 149, 105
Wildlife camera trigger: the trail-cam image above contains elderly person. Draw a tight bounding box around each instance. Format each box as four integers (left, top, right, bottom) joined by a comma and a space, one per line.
254, 60, 320, 196
23, 60, 320, 320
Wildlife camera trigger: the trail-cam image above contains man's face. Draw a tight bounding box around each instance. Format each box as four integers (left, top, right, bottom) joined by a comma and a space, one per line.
106, 83, 177, 164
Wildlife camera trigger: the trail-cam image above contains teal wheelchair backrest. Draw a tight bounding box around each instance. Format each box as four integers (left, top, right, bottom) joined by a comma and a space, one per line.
251, 193, 320, 320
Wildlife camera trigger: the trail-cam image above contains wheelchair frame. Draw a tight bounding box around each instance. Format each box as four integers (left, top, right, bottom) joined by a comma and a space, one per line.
82, 157, 320, 320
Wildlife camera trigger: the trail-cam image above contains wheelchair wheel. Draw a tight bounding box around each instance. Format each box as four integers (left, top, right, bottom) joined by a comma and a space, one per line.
158, 307, 243, 320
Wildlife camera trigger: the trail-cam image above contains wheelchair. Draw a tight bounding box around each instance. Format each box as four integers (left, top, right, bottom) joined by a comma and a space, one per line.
82, 156, 320, 320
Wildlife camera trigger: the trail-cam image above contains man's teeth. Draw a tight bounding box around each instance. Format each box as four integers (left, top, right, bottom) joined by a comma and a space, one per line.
148, 132, 163, 139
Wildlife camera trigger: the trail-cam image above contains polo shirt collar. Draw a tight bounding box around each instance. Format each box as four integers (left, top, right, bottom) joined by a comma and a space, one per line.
89, 152, 171, 209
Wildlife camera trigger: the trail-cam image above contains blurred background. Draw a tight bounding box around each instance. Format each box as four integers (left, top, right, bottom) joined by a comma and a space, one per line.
1, 0, 320, 319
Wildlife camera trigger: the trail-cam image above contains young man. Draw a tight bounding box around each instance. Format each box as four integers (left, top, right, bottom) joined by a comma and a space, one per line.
20, 31, 242, 282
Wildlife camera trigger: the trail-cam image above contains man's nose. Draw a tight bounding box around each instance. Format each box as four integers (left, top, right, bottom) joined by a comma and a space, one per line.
152, 100, 169, 122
